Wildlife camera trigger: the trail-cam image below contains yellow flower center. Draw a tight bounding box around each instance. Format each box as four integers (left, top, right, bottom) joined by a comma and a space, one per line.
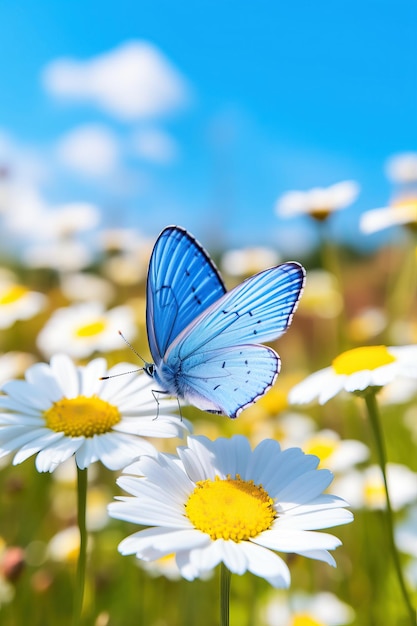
44, 396, 121, 437
392, 197, 417, 213
392, 197, 417, 231
291, 614, 324, 626
332, 345, 396, 375
364, 476, 385, 508
309, 207, 332, 221
74, 319, 107, 338
185, 474, 276, 541
303, 434, 339, 465
0, 285, 28, 305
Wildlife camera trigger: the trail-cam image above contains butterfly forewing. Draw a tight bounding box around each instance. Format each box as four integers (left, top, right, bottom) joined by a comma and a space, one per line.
146, 226, 226, 362
166, 262, 305, 362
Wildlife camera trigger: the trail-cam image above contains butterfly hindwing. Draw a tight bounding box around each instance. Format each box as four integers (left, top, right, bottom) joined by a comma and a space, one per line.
176, 344, 280, 418
146, 226, 226, 363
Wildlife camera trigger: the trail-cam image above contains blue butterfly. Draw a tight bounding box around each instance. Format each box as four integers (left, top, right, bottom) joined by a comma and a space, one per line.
144, 226, 305, 418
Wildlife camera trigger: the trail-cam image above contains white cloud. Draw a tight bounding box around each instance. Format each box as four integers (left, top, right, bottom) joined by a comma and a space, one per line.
43, 41, 190, 120
0, 130, 49, 185
131, 128, 178, 163
56, 124, 120, 178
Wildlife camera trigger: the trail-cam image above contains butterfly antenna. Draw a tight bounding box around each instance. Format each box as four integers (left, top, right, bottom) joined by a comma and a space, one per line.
117, 330, 147, 365
100, 368, 142, 381
99, 331, 147, 381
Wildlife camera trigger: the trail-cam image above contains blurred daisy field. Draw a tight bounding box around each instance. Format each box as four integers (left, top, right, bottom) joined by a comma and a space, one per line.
1, 2, 417, 625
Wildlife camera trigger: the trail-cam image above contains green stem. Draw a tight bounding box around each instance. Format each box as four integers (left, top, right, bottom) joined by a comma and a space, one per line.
364, 392, 416, 625
220, 563, 231, 626
72, 466, 88, 626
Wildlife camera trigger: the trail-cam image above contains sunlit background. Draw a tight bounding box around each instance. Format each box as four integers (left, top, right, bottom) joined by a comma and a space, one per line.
1, 2, 417, 626
0, 0, 416, 255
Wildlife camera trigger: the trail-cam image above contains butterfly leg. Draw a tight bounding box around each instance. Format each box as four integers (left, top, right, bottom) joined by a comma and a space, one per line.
151, 389, 182, 420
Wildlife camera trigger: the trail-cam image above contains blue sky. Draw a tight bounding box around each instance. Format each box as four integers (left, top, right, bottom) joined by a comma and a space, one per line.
0, 0, 416, 253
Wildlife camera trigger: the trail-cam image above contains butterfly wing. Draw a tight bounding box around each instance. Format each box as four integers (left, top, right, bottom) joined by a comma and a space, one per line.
163, 262, 305, 417
177, 344, 280, 418
168, 262, 305, 359
146, 226, 226, 364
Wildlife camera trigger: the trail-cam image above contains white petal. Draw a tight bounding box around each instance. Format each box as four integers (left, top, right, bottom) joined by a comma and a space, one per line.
2, 380, 52, 411
266, 448, 320, 497
0, 396, 41, 416
277, 469, 333, 510
253, 528, 342, 553
49, 354, 81, 397
118, 527, 208, 557
115, 415, 188, 438
242, 541, 291, 588
35, 437, 83, 472
213, 539, 248, 575
295, 549, 336, 566
318, 376, 346, 404
179, 436, 219, 481
79, 358, 107, 395
289, 369, 333, 405
247, 439, 282, 484
6, 429, 63, 463
91, 432, 156, 470
25, 363, 64, 402
275, 508, 353, 530
74, 439, 98, 469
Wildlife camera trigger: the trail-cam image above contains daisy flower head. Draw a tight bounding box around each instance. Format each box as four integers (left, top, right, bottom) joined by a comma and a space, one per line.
36, 302, 136, 359
109, 435, 353, 588
263, 591, 355, 626
289, 345, 417, 405
0, 354, 188, 473
0, 278, 46, 329
301, 429, 369, 473
332, 463, 417, 511
386, 152, 417, 185
276, 180, 359, 222
359, 197, 417, 234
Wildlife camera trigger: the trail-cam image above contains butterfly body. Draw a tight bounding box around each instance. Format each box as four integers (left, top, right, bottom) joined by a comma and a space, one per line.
145, 226, 305, 418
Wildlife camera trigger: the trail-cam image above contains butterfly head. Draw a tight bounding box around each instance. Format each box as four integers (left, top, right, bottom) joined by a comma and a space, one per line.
144, 362, 156, 378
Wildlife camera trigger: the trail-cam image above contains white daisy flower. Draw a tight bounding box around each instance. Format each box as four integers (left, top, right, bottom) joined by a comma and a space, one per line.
109, 435, 353, 588
36, 302, 136, 358
23, 240, 94, 272
332, 464, 417, 511
301, 429, 369, 473
296, 270, 343, 319
59, 272, 115, 304
276, 180, 359, 222
221, 247, 280, 278
262, 591, 355, 626
360, 197, 417, 234
0, 280, 46, 329
0, 354, 188, 473
289, 345, 417, 405
386, 152, 417, 184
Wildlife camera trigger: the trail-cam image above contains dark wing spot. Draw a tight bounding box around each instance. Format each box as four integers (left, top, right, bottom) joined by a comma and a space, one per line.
248, 311, 253, 317
213, 384, 221, 390
253, 329, 258, 335
185, 269, 190, 277
244, 359, 248, 365
222, 361, 226, 368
